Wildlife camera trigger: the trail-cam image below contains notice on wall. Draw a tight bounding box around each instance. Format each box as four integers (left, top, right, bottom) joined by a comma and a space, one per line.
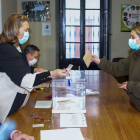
121, 4, 140, 32
42, 23, 51, 35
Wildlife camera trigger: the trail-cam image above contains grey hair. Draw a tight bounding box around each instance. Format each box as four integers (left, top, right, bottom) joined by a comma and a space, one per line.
24, 45, 40, 55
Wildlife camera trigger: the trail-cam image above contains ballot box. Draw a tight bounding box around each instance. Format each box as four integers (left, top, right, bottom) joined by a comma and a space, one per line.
52, 70, 86, 113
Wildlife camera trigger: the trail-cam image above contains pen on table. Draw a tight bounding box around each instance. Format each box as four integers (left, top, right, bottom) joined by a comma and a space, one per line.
29, 114, 34, 117
29, 111, 45, 117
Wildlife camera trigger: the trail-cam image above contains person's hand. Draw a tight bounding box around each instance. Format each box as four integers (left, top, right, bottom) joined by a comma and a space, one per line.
50, 69, 69, 78
91, 55, 100, 64
117, 82, 127, 90
34, 68, 47, 73
31, 88, 36, 92
13, 132, 35, 140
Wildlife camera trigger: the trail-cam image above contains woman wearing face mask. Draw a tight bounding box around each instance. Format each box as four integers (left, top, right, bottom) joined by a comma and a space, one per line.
91, 24, 140, 111
0, 13, 68, 124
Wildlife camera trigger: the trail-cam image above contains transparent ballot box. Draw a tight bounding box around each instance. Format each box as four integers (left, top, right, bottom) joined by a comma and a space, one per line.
52, 70, 86, 113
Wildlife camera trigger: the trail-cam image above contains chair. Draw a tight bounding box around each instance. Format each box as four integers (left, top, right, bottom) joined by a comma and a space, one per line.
112, 57, 128, 83
62, 58, 87, 70
87, 62, 100, 70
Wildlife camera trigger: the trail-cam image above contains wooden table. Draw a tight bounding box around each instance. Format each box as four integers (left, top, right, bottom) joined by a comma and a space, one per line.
8, 70, 140, 140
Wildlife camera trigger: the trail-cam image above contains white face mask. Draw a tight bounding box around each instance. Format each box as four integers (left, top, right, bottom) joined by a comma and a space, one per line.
29, 58, 37, 66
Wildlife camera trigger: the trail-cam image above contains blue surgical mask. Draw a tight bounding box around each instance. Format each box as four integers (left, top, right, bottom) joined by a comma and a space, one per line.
19, 31, 29, 44
128, 39, 140, 50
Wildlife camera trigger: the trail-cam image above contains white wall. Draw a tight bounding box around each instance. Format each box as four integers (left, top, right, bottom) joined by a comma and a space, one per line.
110, 0, 140, 60
17, 0, 57, 70
1, 0, 17, 27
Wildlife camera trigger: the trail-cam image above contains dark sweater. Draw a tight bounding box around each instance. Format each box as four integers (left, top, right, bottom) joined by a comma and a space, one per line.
0, 43, 51, 123
98, 50, 140, 111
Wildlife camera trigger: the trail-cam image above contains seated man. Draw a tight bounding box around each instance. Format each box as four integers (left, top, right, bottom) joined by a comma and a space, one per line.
24, 44, 46, 73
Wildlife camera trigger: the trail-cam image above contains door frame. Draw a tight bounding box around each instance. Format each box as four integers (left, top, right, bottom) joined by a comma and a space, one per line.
0, 0, 2, 34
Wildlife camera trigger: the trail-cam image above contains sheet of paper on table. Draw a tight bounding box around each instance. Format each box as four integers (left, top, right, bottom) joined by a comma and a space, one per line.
60, 114, 87, 127
35, 101, 52, 108
83, 50, 92, 68
40, 128, 84, 140
86, 89, 100, 95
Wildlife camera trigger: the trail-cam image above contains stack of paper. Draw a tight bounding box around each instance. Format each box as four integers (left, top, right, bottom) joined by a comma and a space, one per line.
40, 128, 84, 140
35, 101, 52, 108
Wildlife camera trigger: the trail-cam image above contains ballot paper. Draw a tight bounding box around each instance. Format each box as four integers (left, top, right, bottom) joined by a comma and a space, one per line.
35, 101, 52, 108
86, 89, 100, 95
83, 50, 92, 68
60, 114, 87, 127
66, 64, 73, 71
40, 128, 84, 140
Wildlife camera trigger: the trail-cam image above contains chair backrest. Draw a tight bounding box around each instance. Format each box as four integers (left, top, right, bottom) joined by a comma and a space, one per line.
87, 62, 100, 70
62, 58, 87, 70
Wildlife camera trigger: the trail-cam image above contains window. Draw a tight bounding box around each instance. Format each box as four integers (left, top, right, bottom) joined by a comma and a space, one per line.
59, 0, 110, 68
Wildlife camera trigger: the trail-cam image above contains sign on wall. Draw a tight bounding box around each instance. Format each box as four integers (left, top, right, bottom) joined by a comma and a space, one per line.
42, 23, 51, 35
22, 1, 50, 22
121, 4, 140, 32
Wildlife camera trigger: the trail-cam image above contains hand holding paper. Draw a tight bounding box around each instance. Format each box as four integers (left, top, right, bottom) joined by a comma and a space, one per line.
41, 128, 84, 140
91, 55, 100, 64
66, 64, 73, 71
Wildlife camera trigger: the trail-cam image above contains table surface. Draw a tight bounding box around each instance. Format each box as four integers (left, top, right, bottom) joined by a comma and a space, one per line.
8, 70, 140, 140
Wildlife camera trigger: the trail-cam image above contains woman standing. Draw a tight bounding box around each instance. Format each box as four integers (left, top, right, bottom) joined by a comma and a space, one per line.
91, 24, 140, 111
0, 14, 68, 123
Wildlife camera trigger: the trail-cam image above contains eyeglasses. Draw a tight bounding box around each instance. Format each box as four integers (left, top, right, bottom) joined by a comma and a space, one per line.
35, 117, 53, 123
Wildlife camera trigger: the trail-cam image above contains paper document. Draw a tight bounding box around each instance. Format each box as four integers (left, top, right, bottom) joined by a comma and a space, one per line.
86, 89, 99, 95
35, 101, 52, 108
83, 50, 92, 68
60, 114, 87, 127
40, 128, 84, 140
